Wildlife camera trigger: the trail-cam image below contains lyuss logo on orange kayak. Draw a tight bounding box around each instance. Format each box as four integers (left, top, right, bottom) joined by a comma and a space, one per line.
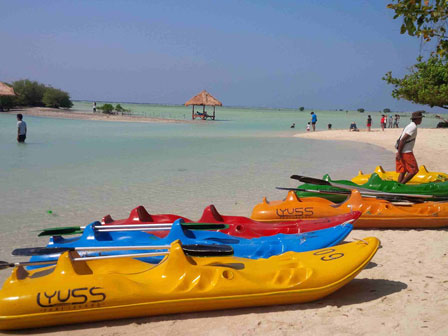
36, 286, 106, 308
275, 207, 314, 218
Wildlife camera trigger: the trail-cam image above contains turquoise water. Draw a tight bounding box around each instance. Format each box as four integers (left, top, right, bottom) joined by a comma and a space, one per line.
0, 104, 396, 278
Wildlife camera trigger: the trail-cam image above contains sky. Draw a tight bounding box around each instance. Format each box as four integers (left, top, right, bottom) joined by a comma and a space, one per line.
0, 0, 441, 112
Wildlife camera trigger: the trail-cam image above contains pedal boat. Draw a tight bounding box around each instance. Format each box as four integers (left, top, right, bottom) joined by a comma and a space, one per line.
0, 238, 379, 330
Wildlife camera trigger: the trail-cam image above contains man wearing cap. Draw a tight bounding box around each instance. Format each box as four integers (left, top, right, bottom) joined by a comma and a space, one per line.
395, 111, 424, 184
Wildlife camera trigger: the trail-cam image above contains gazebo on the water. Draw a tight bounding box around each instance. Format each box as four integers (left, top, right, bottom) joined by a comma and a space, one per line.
185, 90, 222, 120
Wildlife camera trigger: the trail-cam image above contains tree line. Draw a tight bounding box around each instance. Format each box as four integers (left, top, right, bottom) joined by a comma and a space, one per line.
0, 79, 73, 110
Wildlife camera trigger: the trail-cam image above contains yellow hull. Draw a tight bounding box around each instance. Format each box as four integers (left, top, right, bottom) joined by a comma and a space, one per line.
351, 165, 448, 185
251, 190, 448, 228
0, 239, 379, 330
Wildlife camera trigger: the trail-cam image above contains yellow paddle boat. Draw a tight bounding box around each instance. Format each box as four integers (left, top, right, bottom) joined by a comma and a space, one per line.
351, 165, 448, 185
0, 239, 379, 330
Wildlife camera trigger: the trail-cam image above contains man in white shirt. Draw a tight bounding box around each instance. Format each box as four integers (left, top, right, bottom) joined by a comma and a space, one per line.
395, 111, 424, 184
17, 114, 27, 143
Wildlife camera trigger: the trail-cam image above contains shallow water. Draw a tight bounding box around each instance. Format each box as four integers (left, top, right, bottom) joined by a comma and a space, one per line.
0, 106, 393, 281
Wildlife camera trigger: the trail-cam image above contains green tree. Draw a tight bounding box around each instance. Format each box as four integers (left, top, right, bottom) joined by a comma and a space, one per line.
299, 107, 305, 111
383, 108, 391, 112
42, 87, 73, 108
115, 104, 124, 112
387, 0, 448, 57
357, 108, 365, 113
99, 103, 114, 114
383, 56, 448, 109
13, 80, 46, 106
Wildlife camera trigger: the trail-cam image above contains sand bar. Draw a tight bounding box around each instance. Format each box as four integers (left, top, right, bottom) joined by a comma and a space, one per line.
6, 107, 193, 124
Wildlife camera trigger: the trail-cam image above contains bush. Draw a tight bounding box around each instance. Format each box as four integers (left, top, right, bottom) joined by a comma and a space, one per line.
299, 107, 305, 111
383, 108, 391, 113
115, 104, 124, 112
0, 95, 15, 111
99, 104, 114, 114
357, 108, 365, 113
42, 87, 73, 108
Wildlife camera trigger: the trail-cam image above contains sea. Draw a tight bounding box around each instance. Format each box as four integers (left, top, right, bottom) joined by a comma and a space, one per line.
0, 101, 434, 279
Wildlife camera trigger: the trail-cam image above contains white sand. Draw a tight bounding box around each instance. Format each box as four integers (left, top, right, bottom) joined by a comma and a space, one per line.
1, 127, 448, 336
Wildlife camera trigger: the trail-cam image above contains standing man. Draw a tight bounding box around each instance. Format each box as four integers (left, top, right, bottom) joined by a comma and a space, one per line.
310, 111, 317, 131
396, 111, 424, 184
380, 115, 386, 131
388, 114, 393, 128
17, 114, 27, 143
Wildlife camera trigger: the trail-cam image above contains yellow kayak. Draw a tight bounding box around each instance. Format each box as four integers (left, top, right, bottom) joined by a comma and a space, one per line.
251, 190, 448, 228
351, 165, 448, 184
0, 239, 379, 330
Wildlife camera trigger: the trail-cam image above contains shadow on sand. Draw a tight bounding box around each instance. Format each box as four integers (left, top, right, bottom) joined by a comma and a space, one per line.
6, 277, 407, 334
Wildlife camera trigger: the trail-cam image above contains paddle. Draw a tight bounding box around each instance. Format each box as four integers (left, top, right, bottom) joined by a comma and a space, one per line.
7, 244, 233, 269
290, 174, 436, 199
38, 222, 229, 237
277, 187, 427, 204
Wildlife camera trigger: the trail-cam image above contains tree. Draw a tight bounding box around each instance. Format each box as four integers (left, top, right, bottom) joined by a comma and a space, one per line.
299, 106, 305, 111
13, 80, 46, 106
387, 0, 448, 58
383, 56, 448, 109
42, 87, 73, 108
357, 108, 365, 113
383, 108, 391, 112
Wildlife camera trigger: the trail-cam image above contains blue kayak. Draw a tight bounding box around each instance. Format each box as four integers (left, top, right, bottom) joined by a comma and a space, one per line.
29, 219, 352, 266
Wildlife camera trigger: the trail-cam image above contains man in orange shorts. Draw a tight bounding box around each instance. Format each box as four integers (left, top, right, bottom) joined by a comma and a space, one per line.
395, 111, 424, 184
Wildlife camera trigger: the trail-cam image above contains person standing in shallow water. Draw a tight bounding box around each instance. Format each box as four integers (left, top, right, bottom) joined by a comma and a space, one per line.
367, 115, 372, 132
396, 111, 424, 184
310, 112, 317, 131
17, 114, 27, 143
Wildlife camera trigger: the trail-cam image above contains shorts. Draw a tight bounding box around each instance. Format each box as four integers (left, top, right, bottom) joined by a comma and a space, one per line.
367, 123, 371, 127
18, 134, 26, 143
312, 122, 316, 125
396, 152, 418, 174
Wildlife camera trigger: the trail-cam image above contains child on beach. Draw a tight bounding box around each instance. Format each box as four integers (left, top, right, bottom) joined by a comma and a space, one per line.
306, 122, 310, 131
381, 115, 386, 131
367, 115, 372, 131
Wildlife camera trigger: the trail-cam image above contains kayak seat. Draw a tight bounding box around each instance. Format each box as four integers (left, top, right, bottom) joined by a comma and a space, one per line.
127, 206, 153, 222
198, 205, 224, 222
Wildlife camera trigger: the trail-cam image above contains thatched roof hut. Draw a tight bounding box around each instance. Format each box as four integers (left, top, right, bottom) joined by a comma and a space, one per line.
0, 82, 15, 96
185, 90, 222, 120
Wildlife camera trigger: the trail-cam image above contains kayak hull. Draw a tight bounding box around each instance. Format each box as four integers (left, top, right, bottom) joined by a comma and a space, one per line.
101, 205, 360, 238
351, 165, 448, 185
251, 190, 448, 229
0, 238, 379, 330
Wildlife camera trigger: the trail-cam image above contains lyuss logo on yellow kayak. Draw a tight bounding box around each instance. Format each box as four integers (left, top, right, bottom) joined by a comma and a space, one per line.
36, 286, 106, 309
275, 207, 314, 218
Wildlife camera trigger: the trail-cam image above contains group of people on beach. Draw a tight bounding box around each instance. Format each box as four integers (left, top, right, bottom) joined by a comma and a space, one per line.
380, 114, 400, 131
290, 111, 318, 131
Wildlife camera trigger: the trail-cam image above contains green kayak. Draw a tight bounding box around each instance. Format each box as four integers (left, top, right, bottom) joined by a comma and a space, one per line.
296, 173, 448, 203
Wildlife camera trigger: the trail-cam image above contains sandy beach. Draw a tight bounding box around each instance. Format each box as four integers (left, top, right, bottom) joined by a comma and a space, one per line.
1, 127, 448, 336
6, 107, 193, 124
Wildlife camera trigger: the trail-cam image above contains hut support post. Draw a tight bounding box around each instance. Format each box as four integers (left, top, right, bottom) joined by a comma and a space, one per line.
213, 106, 216, 120
192, 105, 194, 120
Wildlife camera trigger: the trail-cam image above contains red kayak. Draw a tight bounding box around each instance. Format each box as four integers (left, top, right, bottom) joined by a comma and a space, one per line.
102, 205, 361, 238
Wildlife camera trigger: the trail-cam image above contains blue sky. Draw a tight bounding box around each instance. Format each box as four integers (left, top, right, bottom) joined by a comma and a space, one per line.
0, 0, 439, 111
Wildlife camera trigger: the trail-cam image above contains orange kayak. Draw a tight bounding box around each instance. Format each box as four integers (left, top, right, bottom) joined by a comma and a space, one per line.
251, 190, 448, 228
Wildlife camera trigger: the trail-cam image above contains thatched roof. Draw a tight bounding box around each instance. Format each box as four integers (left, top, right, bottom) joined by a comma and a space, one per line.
185, 90, 222, 106
0, 82, 15, 96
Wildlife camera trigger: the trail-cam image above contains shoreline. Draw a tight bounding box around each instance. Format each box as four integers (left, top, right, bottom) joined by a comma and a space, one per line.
294, 128, 448, 172
6, 107, 194, 124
